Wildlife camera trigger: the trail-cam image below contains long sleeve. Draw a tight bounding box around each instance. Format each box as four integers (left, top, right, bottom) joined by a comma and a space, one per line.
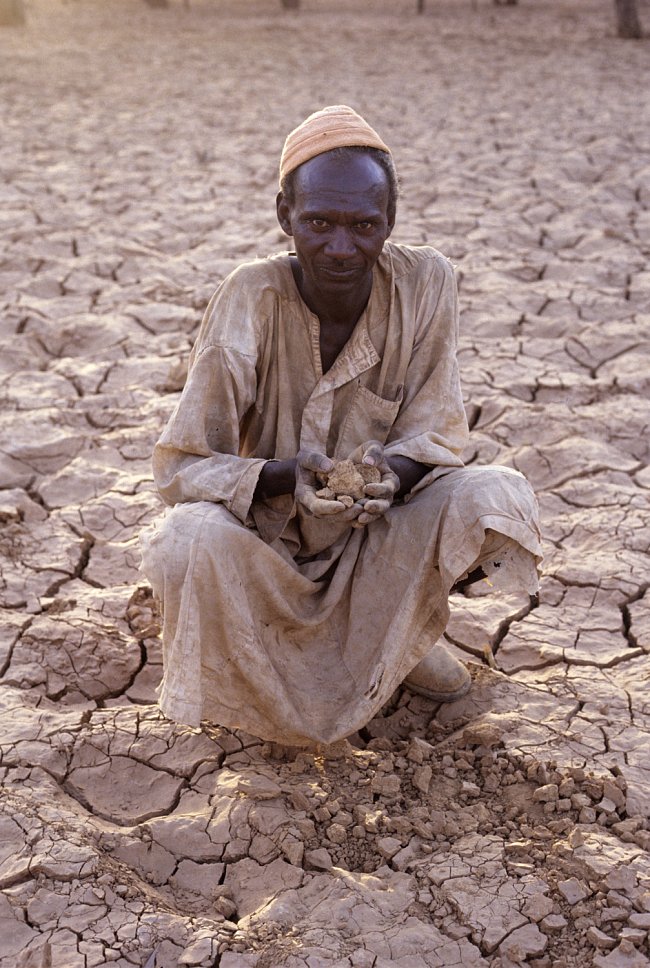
152, 269, 270, 524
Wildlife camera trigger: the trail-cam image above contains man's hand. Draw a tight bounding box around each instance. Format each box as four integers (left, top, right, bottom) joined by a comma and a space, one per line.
352, 441, 400, 527
295, 450, 349, 518
257, 446, 428, 529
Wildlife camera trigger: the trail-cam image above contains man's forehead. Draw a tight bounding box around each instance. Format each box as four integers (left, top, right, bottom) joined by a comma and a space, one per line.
293, 151, 390, 201
295, 186, 388, 218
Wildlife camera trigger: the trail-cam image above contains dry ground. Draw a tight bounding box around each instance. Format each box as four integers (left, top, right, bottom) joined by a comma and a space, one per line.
1, 1, 650, 966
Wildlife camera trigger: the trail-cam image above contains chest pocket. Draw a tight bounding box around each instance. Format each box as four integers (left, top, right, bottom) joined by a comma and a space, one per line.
335, 384, 403, 459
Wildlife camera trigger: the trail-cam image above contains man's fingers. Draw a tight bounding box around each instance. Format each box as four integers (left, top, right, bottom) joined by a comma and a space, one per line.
314, 499, 348, 516
360, 440, 385, 467
339, 502, 365, 523
382, 466, 401, 486
360, 499, 391, 519
305, 497, 347, 516
355, 511, 380, 526
297, 484, 346, 517
364, 481, 397, 500
299, 451, 334, 474
364, 458, 399, 501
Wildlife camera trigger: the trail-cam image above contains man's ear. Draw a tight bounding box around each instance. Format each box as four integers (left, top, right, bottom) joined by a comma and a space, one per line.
386, 205, 396, 238
276, 192, 293, 237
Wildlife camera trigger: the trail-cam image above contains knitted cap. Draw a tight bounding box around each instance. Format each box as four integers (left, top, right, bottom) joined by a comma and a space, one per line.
279, 105, 391, 185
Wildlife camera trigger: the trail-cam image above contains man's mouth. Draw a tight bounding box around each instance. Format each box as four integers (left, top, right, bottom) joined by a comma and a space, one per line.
320, 265, 360, 278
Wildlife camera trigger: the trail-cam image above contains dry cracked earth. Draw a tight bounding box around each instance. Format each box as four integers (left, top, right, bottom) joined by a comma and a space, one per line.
1, 0, 650, 966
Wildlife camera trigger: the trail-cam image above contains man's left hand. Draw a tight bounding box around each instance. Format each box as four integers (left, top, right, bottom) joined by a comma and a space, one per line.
352, 441, 400, 527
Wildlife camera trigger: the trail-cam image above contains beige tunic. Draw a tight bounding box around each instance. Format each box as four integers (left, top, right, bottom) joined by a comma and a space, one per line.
141, 242, 542, 745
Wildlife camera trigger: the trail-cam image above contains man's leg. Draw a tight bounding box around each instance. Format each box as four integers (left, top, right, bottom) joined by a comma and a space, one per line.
138, 466, 541, 742
403, 532, 521, 700
394, 466, 541, 703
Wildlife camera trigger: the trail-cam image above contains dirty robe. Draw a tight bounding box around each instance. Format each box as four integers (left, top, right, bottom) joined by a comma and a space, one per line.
141, 242, 542, 746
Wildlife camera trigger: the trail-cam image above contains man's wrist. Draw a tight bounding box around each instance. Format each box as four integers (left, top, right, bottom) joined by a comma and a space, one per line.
387, 456, 430, 498
254, 458, 298, 500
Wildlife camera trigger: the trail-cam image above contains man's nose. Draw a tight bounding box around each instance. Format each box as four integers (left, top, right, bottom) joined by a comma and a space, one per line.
324, 226, 356, 259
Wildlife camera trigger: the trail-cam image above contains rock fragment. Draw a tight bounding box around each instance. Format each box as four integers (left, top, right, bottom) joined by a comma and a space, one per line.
376, 837, 402, 860
235, 773, 282, 800
522, 893, 555, 922
304, 848, 333, 870
588, 926, 618, 950
629, 913, 650, 930
540, 913, 567, 933
620, 928, 648, 946
316, 459, 381, 501
413, 765, 433, 793
499, 923, 548, 962
370, 774, 401, 797
533, 783, 559, 803
326, 822, 347, 845
557, 877, 590, 905
593, 939, 650, 968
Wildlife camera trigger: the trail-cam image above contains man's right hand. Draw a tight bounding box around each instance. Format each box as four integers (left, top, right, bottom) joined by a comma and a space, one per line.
295, 450, 348, 517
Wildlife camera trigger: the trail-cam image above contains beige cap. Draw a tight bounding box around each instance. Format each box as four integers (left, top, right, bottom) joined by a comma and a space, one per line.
279, 104, 391, 185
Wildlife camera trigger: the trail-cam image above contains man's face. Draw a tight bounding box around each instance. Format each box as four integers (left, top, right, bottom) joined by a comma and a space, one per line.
277, 151, 394, 306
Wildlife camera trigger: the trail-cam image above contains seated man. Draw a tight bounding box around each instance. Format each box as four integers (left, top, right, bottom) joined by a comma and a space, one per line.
141, 105, 542, 747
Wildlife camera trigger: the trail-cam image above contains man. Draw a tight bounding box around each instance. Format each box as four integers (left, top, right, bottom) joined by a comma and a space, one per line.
141, 106, 541, 747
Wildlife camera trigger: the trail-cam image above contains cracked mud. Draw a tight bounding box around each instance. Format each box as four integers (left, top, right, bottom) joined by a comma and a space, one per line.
1, 0, 650, 966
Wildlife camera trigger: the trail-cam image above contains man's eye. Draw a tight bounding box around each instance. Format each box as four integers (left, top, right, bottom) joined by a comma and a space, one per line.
355, 221, 374, 231
310, 218, 328, 228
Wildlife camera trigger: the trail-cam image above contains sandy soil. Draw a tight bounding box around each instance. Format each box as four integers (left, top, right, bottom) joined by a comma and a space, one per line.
1, 0, 650, 965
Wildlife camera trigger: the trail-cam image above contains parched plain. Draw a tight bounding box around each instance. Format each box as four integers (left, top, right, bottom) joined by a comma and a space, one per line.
1, 1, 649, 966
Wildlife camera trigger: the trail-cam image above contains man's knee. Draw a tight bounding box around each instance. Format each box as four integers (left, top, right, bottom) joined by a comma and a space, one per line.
423, 465, 536, 515
141, 501, 254, 585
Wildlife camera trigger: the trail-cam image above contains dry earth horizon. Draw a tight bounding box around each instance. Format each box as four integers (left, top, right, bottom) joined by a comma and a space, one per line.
1, 1, 650, 966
